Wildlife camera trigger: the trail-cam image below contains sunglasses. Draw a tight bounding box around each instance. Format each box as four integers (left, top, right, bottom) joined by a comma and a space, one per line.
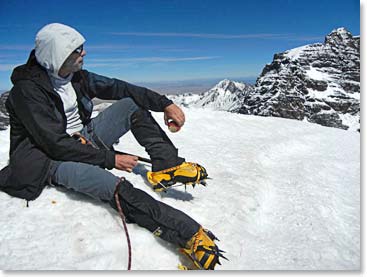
73, 44, 84, 54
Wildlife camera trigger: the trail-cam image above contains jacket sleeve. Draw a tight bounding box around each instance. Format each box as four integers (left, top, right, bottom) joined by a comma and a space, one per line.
85, 71, 173, 112
10, 82, 115, 169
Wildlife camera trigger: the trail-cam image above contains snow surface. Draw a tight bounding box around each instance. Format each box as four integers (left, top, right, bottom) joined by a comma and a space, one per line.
306, 67, 333, 81
284, 45, 309, 61
0, 108, 360, 271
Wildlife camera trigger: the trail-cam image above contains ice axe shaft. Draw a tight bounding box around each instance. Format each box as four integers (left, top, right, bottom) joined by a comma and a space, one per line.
71, 133, 152, 164
115, 150, 152, 164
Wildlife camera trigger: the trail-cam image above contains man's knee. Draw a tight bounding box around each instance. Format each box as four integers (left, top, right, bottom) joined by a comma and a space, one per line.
117, 97, 139, 113
130, 107, 151, 125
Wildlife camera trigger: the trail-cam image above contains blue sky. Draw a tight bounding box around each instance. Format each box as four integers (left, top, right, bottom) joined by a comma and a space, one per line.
0, 0, 360, 91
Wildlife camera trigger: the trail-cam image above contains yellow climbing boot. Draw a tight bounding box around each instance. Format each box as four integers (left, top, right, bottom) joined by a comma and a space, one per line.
147, 162, 208, 192
180, 227, 227, 270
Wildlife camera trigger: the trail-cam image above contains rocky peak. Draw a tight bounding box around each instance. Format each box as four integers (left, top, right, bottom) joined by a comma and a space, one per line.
213, 79, 251, 94
325, 27, 358, 49
169, 79, 254, 112
215, 79, 238, 92
241, 28, 360, 131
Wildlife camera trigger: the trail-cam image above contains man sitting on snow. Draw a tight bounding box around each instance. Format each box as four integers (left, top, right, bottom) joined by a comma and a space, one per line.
0, 23, 226, 269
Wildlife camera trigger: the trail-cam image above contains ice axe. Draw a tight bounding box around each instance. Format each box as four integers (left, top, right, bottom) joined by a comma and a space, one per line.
114, 150, 152, 164
72, 132, 152, 164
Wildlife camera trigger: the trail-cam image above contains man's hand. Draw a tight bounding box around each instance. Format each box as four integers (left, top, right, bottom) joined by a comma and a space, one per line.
115, 154, 138, 172
164, 103, 185, 127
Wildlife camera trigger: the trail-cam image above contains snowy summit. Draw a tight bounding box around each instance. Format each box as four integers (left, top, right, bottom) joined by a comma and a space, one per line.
0, 107, 360, 270
241, 27, 360, 131
168, 79, 254, 112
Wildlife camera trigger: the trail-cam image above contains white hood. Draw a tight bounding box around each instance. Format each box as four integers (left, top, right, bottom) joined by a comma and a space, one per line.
35, 23, 85, 76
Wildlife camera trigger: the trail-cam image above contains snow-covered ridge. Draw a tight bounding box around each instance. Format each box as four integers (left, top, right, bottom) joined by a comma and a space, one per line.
168, 79, 254, 112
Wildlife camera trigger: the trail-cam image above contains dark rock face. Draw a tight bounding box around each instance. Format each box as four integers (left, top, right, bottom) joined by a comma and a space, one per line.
241, 27, 360, 131
0, 92, 9, 131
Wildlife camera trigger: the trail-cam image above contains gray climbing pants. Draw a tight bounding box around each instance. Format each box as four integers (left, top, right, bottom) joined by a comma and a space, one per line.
50, 97, 139, 201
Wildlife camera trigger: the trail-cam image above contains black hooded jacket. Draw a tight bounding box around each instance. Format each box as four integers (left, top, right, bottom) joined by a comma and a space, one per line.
0, 51, 173, 201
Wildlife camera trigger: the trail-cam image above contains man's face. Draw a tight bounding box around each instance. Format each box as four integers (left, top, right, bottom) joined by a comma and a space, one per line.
58, 45, 86, 77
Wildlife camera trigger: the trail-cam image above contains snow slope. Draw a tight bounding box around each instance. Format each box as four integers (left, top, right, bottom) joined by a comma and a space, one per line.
0, 108, 360, 270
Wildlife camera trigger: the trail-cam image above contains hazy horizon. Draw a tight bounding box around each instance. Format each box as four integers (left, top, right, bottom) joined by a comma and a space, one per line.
0, 76, 257, 95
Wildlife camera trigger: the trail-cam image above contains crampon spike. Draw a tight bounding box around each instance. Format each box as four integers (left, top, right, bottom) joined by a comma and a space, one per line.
206, 230, 219, 241
219, 253, 229, 261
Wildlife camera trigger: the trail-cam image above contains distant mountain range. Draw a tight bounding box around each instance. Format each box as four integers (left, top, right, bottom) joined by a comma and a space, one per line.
138, 76, 257, 95
169, 28, 360, 131
0, 28, 360, 132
